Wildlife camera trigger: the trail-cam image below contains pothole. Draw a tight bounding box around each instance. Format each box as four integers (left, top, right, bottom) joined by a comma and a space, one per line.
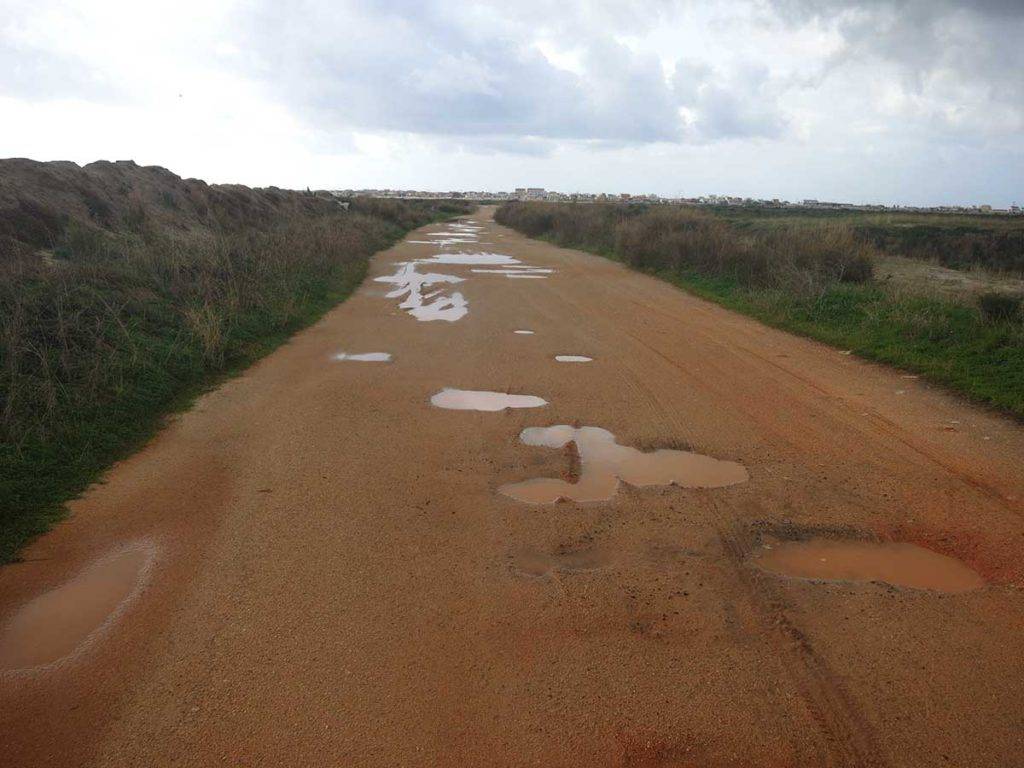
430, 388, 547, 411
753, 539, 985, 594
0, 541, 156, 671
499, 425, 748, 504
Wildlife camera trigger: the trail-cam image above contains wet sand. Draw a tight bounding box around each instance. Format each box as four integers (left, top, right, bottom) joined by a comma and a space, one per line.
2, 207, 1024, 767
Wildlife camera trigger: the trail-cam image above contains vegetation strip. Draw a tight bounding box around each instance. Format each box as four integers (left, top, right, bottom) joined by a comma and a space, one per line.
0, 160, 470, 562
495, 202, 1024, 420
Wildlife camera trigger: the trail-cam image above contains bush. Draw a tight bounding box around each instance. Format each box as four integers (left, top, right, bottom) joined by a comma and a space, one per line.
978, 291, 1023, 322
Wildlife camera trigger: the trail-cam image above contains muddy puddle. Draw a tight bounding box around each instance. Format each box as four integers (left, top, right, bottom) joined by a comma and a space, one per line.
0, 542, 155, 671
754, 539, 984, 593
431, 388, 547, 411
555, 355, 592, 363
509, 546, 611, 577
333, 352, 391, 362
500, 425, 748, 504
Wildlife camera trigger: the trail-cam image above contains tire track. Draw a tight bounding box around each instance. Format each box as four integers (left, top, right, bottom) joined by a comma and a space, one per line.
708, 497, 891, 768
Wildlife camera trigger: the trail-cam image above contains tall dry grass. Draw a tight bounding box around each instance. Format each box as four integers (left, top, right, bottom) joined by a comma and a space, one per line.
496, 202, 875, 294
0, 198, 470, 560
496, 201, 1023, 420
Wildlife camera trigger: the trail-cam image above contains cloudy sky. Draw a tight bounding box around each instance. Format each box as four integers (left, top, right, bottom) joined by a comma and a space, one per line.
2, 0, 1022, 205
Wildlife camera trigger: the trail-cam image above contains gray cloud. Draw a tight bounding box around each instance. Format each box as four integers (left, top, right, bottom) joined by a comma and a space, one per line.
236, 1, 687, 144
773, 0, 1024, 134
0, 38, 121, 102
231, 0, 1023, 149
1, 0, 1020, 205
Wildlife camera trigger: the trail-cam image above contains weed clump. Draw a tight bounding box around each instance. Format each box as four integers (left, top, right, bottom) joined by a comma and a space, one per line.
978, 291, 1023, 322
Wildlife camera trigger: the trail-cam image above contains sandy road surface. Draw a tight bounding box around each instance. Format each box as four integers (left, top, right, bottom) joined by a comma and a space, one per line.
2, 207, 1024, 767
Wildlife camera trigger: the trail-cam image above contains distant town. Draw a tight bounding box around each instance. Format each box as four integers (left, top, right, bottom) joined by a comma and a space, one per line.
332, 187, 1022, 215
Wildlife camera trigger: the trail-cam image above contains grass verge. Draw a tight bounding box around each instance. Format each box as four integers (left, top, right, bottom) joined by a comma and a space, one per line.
496, 202, 1024, 420
1, 200, 469, 563
658, 271, 1024, 417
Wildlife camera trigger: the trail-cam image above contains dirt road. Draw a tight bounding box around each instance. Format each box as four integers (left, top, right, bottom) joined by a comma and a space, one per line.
2, 207, 1024, 767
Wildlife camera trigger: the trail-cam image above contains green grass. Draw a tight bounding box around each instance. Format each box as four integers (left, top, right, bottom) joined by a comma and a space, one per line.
655, 271, 1024, 417
1, 202, 468, 563
496, 201, 1024, 420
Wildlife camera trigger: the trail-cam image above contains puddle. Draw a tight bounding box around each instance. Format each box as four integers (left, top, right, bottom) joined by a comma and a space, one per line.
509, 546, 611, 577
0, 542, 155, 671
374, 262, 468, 322
333, 352, 391, 362
426, 231, 479, 239
376, 253, 549, 323
406, 238, 478, 246
555, 355, 593, 363
754, 540, 985, 593
514, 330, 535, 335
471, 268, 554, 275
430, 388, 547, 411
500, 426, 748, 504
425, 253, 519, 266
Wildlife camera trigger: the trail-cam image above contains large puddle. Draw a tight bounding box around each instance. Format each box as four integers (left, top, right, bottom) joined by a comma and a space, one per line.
500, 426, 748, 504
430, 388, 547, 411
0, 542, 155, 671
425, 253, 518, 266
754, 540, 985, 593
376, 250, 551, 323
374, 262, 468, 322
407, 222, 483, 248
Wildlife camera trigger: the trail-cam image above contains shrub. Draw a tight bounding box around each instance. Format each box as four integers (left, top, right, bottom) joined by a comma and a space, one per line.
977, 291, 1023, 322
499, 202, 876, 294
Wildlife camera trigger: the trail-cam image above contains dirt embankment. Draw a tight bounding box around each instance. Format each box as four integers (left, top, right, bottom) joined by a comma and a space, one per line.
0, 158, 342, 258
0, 159, 469, 565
